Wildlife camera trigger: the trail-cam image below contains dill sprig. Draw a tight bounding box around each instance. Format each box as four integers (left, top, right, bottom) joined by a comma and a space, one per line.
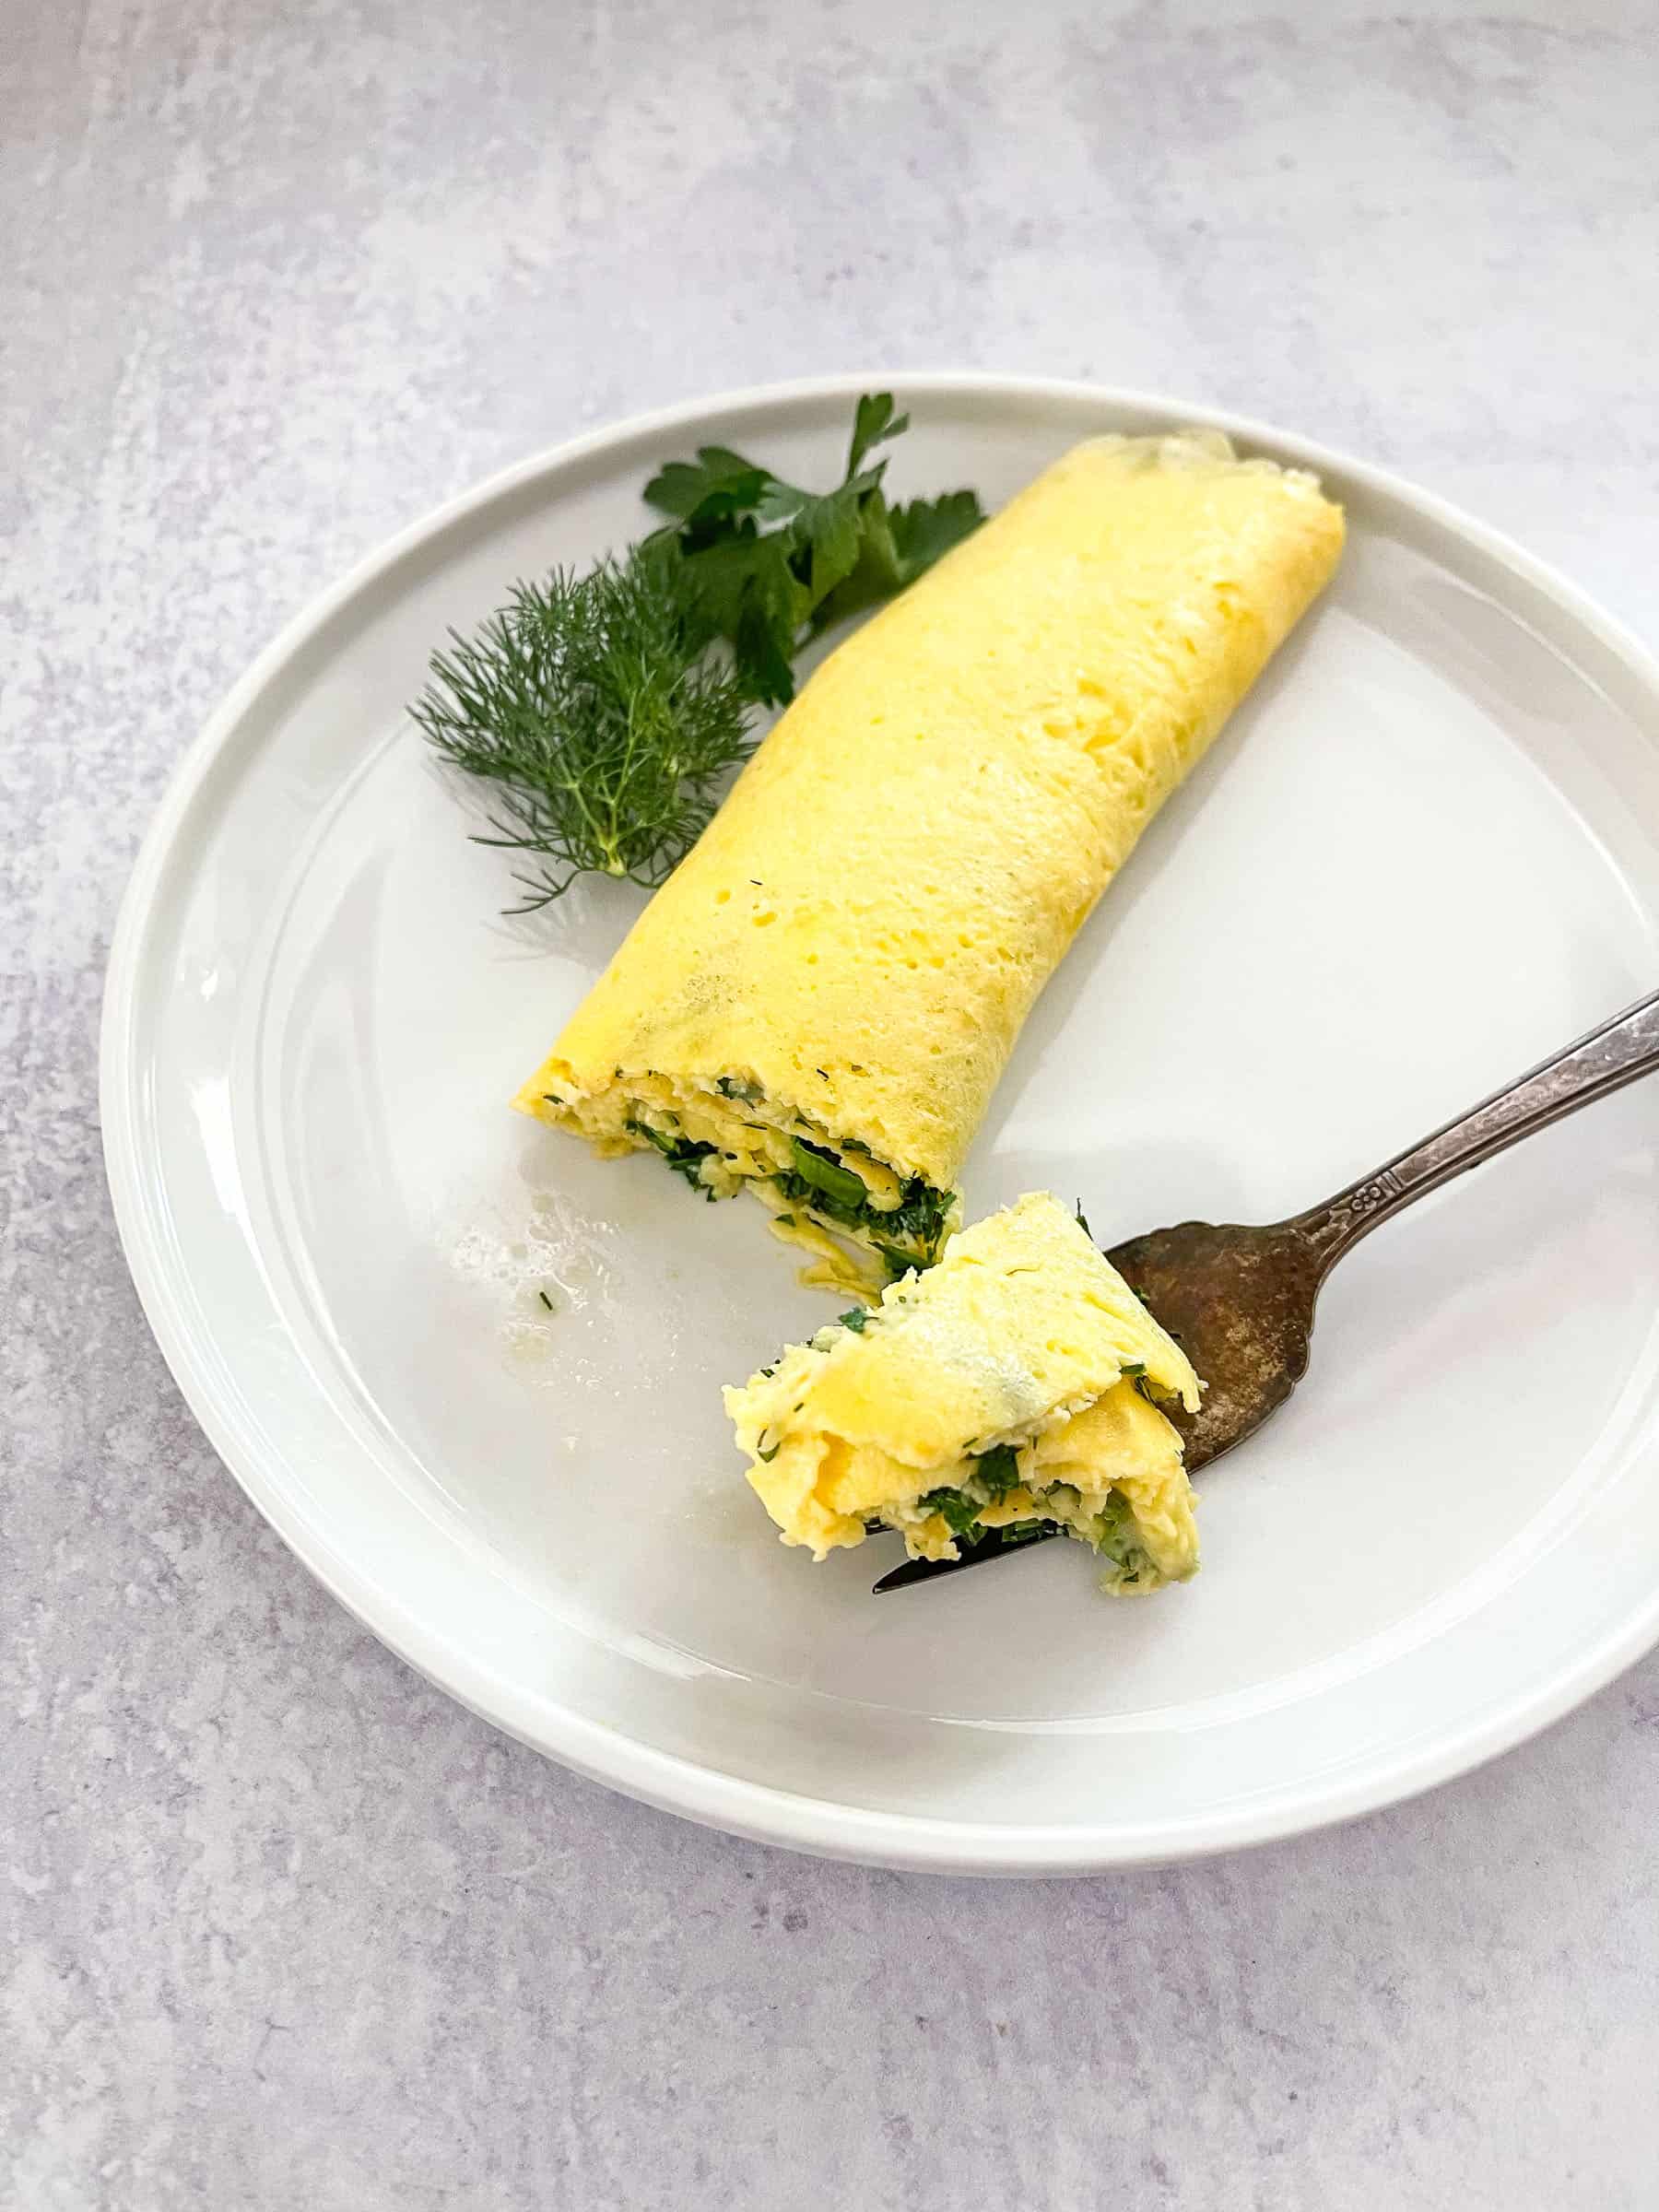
410, 547, 753, 911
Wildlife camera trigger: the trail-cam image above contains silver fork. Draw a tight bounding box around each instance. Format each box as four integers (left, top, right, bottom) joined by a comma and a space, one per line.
875, 986, 1659, 1594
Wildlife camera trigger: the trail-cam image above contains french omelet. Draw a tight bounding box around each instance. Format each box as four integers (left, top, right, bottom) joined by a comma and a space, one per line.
724, 1192, 1204, 1592
516, 430, 1344, 1291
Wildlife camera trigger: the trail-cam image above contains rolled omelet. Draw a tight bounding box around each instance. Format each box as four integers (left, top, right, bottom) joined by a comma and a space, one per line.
517, 430, 1344, 1288
724, 1193, 1204, 1592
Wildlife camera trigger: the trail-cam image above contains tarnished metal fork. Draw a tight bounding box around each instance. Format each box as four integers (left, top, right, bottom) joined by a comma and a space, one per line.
876, 987, 1659, 1594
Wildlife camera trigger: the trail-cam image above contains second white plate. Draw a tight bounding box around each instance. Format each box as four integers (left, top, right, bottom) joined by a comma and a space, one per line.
102, 374, 1659, 1870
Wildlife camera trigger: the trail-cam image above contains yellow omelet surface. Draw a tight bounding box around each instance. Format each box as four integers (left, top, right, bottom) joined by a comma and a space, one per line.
724, 1193, 1203, 1589
514, 430, 1344, 1278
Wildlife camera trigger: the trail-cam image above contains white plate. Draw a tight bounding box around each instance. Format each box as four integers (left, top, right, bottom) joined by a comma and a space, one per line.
102, 374, 1659, 1873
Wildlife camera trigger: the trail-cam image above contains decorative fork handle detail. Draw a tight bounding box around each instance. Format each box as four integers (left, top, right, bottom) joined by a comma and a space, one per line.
1294, 985, 1659, 1268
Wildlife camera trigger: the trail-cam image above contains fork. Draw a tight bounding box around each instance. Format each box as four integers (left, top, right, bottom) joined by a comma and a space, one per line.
874, 985, 1659, 1594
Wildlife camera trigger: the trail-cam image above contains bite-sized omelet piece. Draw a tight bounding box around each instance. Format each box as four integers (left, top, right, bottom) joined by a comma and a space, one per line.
724, 1192, 1204, 1593
515, 430, 1345, 1293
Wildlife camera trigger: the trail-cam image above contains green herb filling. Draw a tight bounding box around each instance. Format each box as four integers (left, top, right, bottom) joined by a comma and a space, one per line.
628, 1120, 719, 1198
629, 1112, 953, 1273
911, 1451, 1160, 1584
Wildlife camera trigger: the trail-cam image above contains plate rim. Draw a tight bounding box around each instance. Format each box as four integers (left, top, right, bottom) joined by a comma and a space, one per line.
101, 370, 1659, 1873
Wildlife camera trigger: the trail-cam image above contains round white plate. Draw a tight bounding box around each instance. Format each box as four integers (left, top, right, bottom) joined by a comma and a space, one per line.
103, 374, 1659, 1872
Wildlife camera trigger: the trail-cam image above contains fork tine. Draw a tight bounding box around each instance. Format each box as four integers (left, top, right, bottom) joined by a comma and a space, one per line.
872, 1525, 1058, 1594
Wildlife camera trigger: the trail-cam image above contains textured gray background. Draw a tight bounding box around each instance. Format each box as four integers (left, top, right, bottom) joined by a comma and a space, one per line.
6, 2, 1659, 2206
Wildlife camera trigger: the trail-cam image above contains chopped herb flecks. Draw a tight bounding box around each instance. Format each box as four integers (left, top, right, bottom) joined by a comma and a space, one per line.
972, 1442, 1021, 1497
917, 1487, 982, 1538
629, 1119, 718, 1195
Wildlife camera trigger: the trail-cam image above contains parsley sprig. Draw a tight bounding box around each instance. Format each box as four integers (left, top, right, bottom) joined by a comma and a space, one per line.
644, 394, 985, 705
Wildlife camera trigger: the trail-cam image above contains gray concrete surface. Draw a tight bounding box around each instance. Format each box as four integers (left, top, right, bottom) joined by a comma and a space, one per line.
5, 2, 1658, 2205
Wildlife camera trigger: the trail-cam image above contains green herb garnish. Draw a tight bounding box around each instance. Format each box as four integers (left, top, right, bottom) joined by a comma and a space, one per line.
412, 547, 752, 911
839, 1309, 868, 1333
757, 1436, 781, 1464
644, 394, 985, 705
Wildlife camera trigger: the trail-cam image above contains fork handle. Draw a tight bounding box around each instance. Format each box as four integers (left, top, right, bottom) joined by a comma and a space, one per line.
1292, 985, 1659, 1265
